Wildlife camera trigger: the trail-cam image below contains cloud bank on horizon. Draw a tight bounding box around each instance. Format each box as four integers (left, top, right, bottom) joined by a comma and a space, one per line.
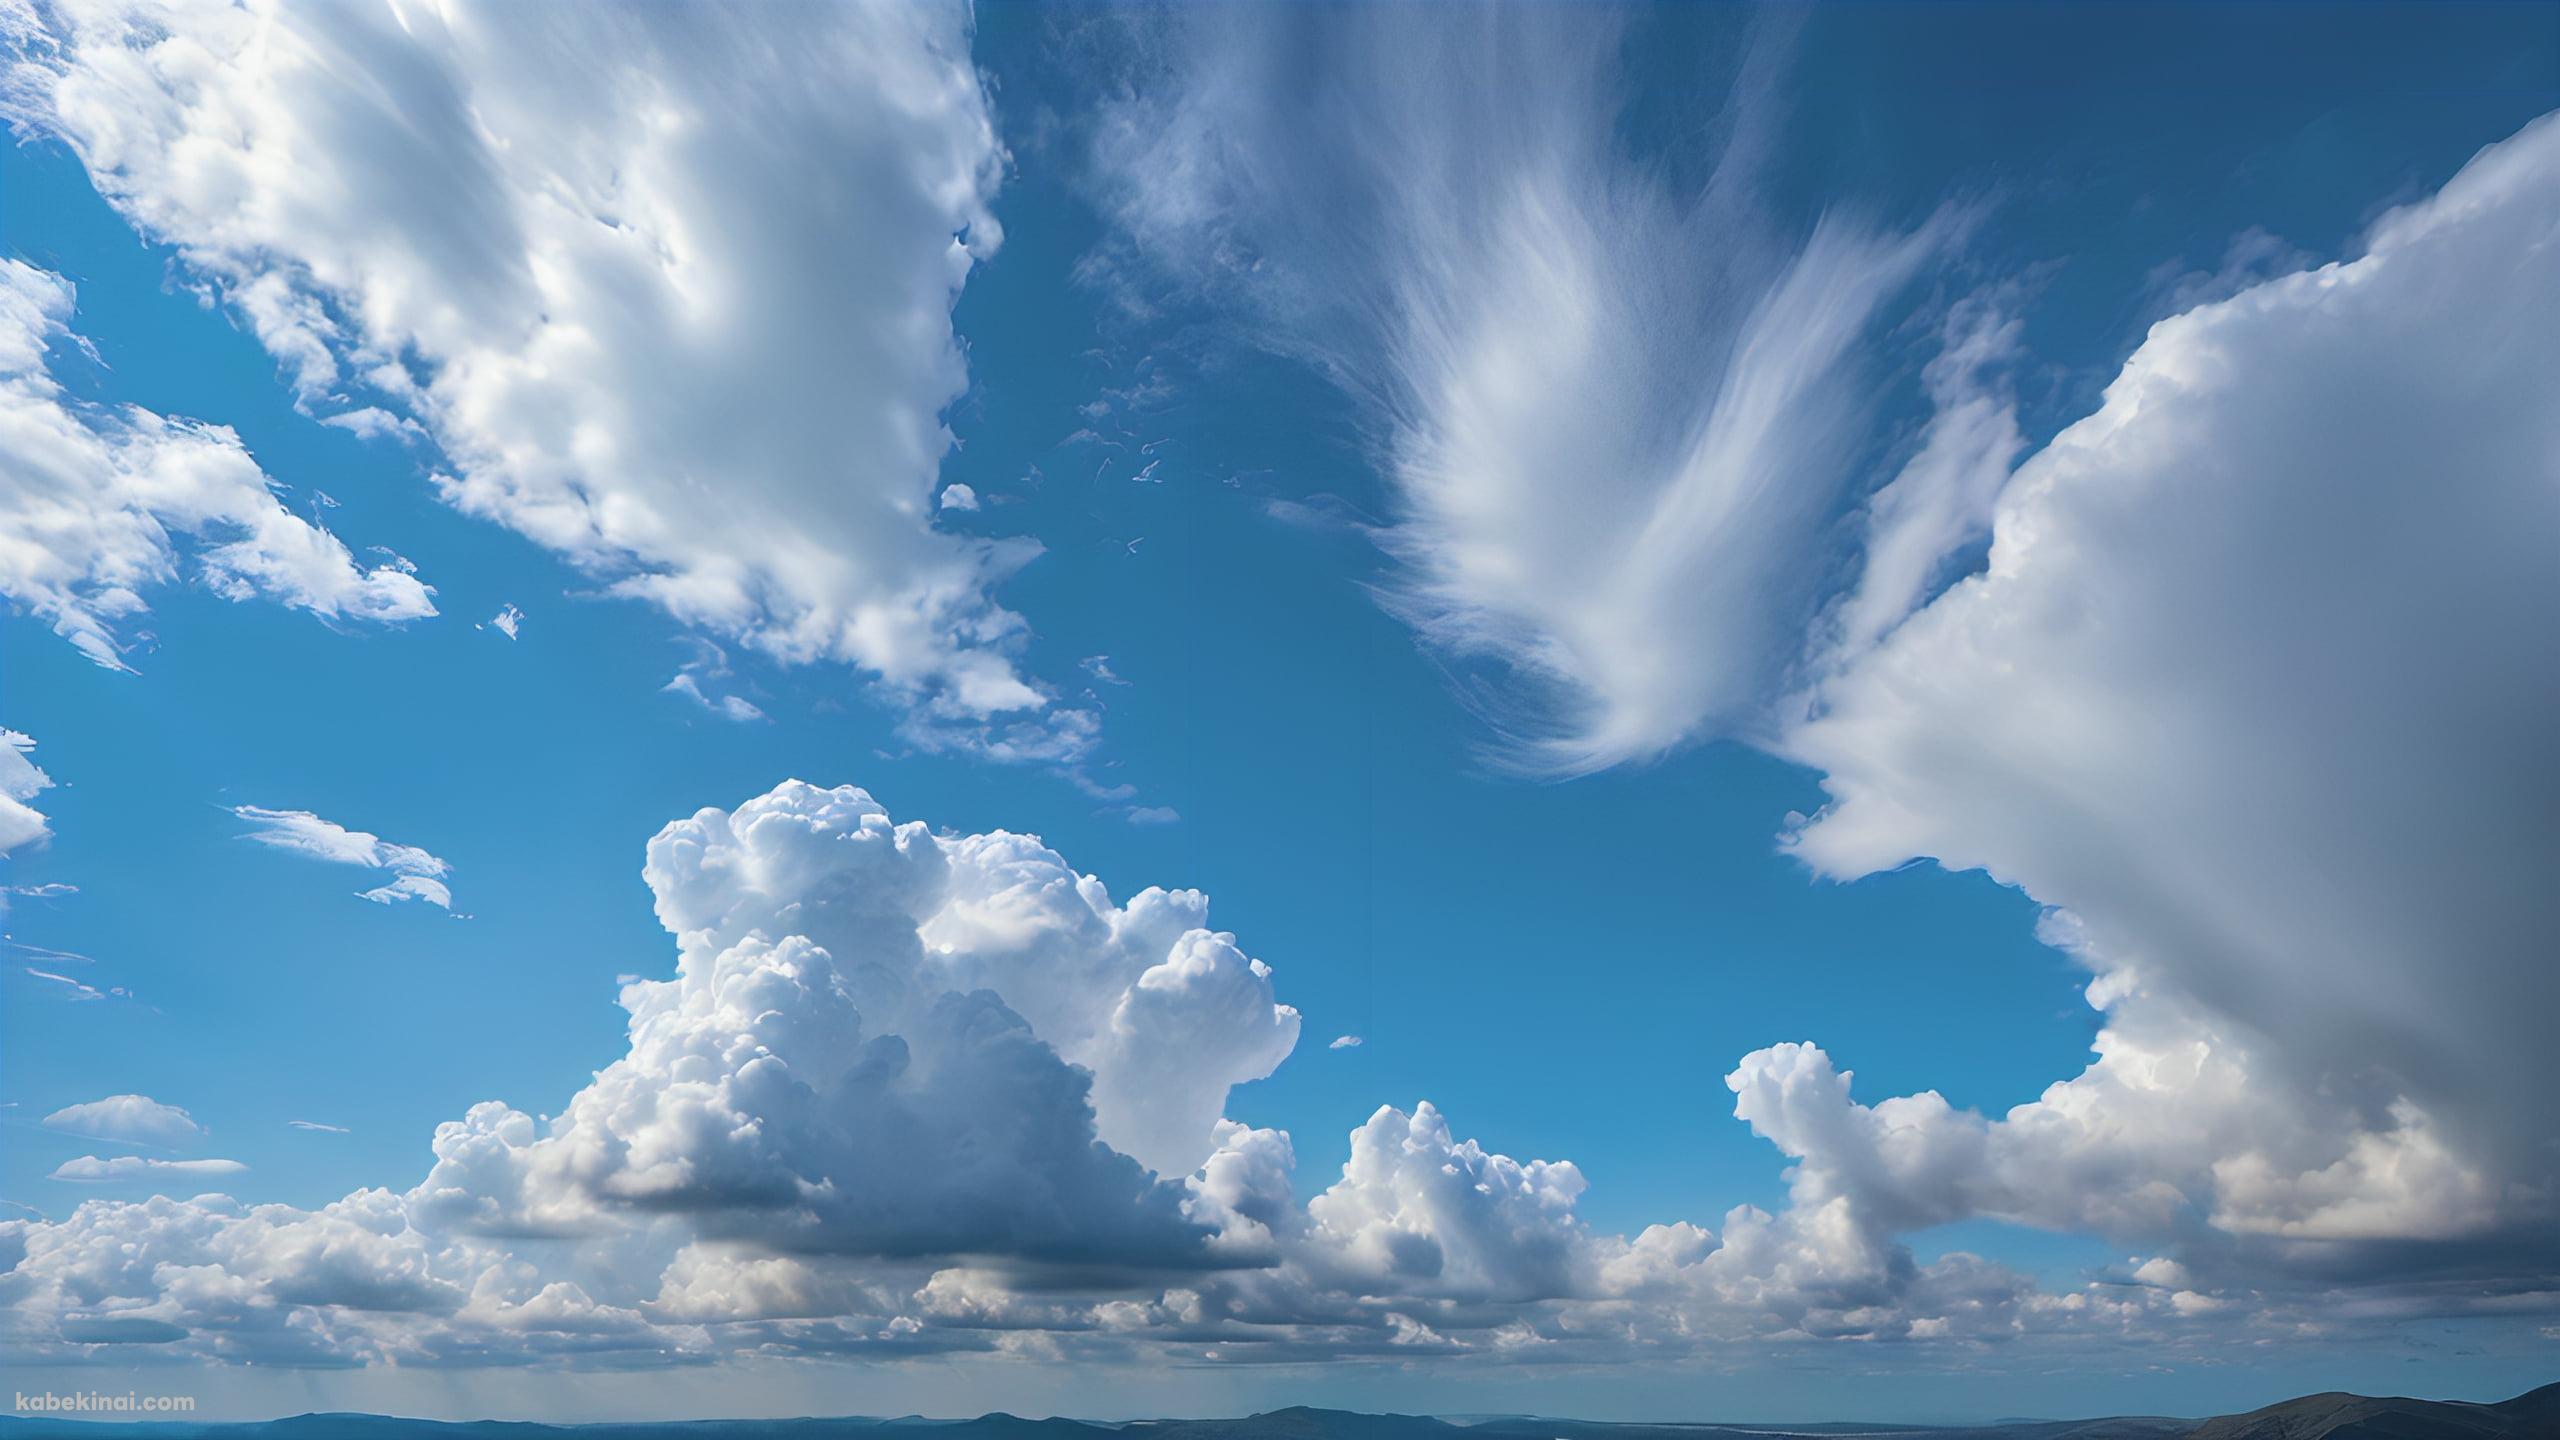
0, 0, 2552, 1400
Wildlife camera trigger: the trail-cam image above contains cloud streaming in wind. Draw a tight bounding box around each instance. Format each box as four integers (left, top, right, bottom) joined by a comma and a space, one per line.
232, 806, 455, 910
1088, 7, 1964, 774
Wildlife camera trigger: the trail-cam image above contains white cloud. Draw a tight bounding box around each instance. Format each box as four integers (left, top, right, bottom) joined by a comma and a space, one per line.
233, 805, 455, 909
1775, 114, 2560, 1293
1302, 1102, 1592, 1303
1817, 294, 2025, 664
663, 670, 766, 725
1328, 1035, 1362, 1050
0, 780, 2444, 1372
49, 1155, 246, 1183
4, 0, 1067, 741
1090, 9, 1959, 774
233, 806, 447, 878
42, 1094, 205, 1148
0, 728, 53, 855
0, 259, 435, 668
357, 874, 454, 910
483, 604, 522, 640
938, 483, 980, 513
287, 1120, 350, 1135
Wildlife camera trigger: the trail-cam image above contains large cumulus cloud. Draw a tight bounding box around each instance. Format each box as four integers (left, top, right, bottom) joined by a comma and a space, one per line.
1767, 113, 2560, 1302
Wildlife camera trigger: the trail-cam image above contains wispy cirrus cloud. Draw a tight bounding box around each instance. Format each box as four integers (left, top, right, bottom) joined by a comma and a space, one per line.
1088, 6, 1966, 775
232, 805, 455, 911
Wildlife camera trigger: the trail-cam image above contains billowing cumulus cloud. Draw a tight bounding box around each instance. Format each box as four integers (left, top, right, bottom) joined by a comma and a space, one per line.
1775, 114, 2560, 1299
1089, 8, 1961, 774
0, 259, 434, 668
0, 781, 2411, 1376
3, 0, 1076, 746
42, 1094, 206, 1148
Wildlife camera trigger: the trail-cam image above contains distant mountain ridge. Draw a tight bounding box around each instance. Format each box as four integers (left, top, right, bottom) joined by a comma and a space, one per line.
0, 1384, 2550, 1440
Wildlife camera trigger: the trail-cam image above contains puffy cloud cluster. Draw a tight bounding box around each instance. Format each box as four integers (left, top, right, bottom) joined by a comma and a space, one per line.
1090, 7, 1962, 774
4, 0, 1069, 742
0, 781, 2156, 1374
0, 258, 433, 668
1771, 114, 2560, 1300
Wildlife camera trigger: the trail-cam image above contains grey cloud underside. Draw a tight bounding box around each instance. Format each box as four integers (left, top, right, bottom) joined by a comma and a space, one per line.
0, 753, 2535, 1374
1767, 111, 2560, 1306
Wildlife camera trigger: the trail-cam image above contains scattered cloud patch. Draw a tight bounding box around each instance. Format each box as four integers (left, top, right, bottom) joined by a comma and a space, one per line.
1329, 1035, 1363, 1050
0, 260, 436, 669
3, 0, 1080, 751
664, 642, 767, 723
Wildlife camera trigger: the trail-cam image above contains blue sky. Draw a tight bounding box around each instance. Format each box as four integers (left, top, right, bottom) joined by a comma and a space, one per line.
1, 0, 2555, 1424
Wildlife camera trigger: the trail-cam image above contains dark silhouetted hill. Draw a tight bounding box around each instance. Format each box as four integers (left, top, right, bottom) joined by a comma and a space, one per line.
2181, 1380, 2560, 1440
1, 1383, 2551, 1440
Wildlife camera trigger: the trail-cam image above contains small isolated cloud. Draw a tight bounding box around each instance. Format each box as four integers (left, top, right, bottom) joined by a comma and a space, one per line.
1330, 1035, 1364, 1050
357, 873, 454, 909
233, 805, 454, 910
1122, 805, 1180, 826
665, 672, 767, 724
1, 728, 53, 855
49, 1155, 246, 1183
319, 406, 425, 444
23, 968, 123, 1003
287, 1120, 350, 1134
43, 1094, 205, 1147
6, 882, 77, 900
1081, 655, 1129, 686
938, 483, 979, 512
481, 604, 523, 640
665, 641, 767, 723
